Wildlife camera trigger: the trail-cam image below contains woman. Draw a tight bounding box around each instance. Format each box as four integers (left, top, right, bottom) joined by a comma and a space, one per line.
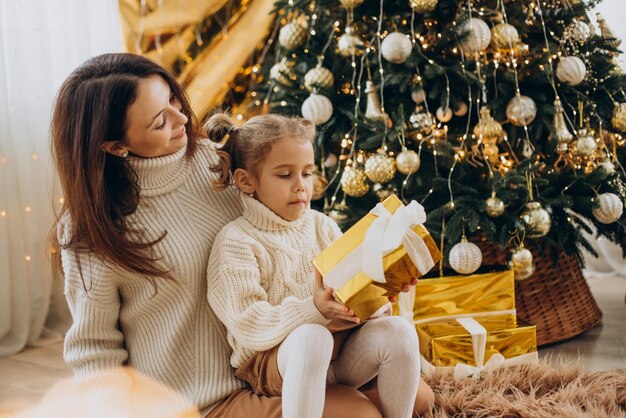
50, 53, 432, 417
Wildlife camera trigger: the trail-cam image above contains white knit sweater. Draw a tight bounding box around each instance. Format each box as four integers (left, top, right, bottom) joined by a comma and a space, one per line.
207, 194, 342, 368
60, 140, 246, 415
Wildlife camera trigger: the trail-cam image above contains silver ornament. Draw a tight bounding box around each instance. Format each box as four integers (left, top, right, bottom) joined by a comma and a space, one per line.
279, 22, 307, 50
449, 237, 482, 275
510, 246, 533, 269
338, 28, 363, 57
381, 32, 413, 64
304, 66, 335, 92
436, 106, 453, 123
458, 18, 491, 55
553, 98, 573, 152
506, 95, 537, 126
364, 151, 396, 184
396, 148, 421, 175
364, 81, 391, 126
520, 201, 551, 238
301, 93, 333, 125
340, 166, 370, 197
556, 56, 587, 86
485, 193, 505, 217
566, 19, 591, 43
592, 192, 624, 224
409, 0, 438, 13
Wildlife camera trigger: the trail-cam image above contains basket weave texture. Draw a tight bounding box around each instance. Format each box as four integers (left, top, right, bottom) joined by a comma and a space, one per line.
478, 241, 603, 346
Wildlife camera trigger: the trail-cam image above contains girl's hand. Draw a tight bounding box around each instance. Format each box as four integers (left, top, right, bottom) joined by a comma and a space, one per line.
388, 278, 419, 303
313, 269, 360, 324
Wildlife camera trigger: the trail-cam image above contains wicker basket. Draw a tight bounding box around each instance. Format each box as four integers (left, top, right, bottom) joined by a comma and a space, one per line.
478, 241, 603, 346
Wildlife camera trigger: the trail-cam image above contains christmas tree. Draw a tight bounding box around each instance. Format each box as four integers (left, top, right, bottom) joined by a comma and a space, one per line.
239, 0, 626, 278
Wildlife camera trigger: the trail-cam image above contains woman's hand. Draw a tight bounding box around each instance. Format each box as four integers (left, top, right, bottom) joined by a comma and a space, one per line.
313, 269, 360, 324
388, 278, 419, 303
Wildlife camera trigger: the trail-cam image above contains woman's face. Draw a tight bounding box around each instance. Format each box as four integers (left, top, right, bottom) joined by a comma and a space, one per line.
122, 74, 189, 158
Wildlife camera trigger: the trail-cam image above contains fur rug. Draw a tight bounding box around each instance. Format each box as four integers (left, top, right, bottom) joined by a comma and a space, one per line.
424, 360, 626, 418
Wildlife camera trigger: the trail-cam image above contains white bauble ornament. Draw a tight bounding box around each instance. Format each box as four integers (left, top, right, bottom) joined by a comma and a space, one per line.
364, 151, 396, 183
301, 93, 333, 125
592, 192, 624, 224
381, 32, 413, 64
454, 101, 468, 117
520, 201, 551, 238
395, 148, 421, 175
458, 18, 491, 55
574, 129, 597, 157
338, 28, 364, 56
304, 66, 335, 92
339, 0, 364, 8
269, 58, 294, 86
411, 88, 427, 104
436, 106, 453, 122
340, 166, 370, 197
409, 0, 438, 13
506, 95, 537, 126
491, 22, 519, 50
449, 237, 482, 275
556, 56, 587, 85
324, 153, 338, 168
567, 19, 591, 43
279, 22, 307, 50
599, 159, 616, 174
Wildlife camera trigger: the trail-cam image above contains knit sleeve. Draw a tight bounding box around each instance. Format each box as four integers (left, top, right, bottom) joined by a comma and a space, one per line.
207, 230, 328, 352
59, 223, 128, 376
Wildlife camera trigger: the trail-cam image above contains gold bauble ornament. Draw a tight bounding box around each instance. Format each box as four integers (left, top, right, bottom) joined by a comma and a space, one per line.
410, 106, 435, 135
436, 106, 453, 123
574, 129, 598, 157
372, 183, 397, 201
279, 22, 307, 50
485, 192, 505, 217
339, 0, 364, 8
491, 22, 520, 51
473, 106, 504, 144
556, 56, 587, 86
520, 201, 551, 238
449, 236, 483, 275
458, 18, 491, 56
304, 66, 335, 92
506, 95, 537, 127
411, 88, 427, 104
364, 151, 396, 184
340, 166, 370, 197
396, 148, 421, 175
454, 101, 468, 117
312, 171, 328, 200
611, 103, 626, 132
553, 98, 573, 152
483, 143, 500, 164
592, 192, 624, 224
409, 0, 438, 13
509, 244, 534, 280
269, 58, 295, 86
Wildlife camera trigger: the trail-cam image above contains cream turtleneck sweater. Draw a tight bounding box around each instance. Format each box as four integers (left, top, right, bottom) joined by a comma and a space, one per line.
60, 140, 245, 415
207, 194, 342, 368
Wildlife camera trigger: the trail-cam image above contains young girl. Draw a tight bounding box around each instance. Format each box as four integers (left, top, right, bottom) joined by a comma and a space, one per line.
205, 113, 434, 418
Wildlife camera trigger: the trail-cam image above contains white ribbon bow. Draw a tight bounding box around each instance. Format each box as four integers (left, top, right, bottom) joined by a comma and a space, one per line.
324, 200, 435, 290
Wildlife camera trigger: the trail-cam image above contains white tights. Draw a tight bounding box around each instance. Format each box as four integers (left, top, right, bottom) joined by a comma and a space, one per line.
277, 317, 420, 418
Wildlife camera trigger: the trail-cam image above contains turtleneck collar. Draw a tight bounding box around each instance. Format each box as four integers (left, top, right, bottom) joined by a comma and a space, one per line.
126, 146, 190, 197
241, 193, 309, 231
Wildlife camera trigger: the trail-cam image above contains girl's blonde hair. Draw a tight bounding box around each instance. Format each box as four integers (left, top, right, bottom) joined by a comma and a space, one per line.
205, 112, 316, 191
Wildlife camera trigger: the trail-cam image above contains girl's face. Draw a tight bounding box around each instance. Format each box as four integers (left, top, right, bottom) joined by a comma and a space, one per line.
251, 137, 315, 221
118, 75, 188, 158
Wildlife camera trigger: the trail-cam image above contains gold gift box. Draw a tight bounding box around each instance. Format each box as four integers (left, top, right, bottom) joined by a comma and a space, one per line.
314, 195, 442, 321
417, 314, 537, 367
399, 269, 516, 322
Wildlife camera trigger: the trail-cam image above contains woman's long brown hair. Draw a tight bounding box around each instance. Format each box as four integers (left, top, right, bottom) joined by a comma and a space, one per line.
50, 53, 198, 283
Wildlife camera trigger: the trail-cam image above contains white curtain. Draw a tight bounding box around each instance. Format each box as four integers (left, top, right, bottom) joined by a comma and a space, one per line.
0, 0, 123, 357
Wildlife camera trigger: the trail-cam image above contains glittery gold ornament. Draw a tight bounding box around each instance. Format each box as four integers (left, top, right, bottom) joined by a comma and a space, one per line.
395, 148, 421, 175
485, 192, 505, 217
556, 56, 586, 86
339, 0, 364, 8
340, 166, 370, 197
409, 0, 438, 13
312, 170, 328, 200
553, 98, 573, 153
473, 106, 504, 143
611, 103, 626, 132
410, 106, 435, 135
364, 151, 396, 184
338, 27, 363, 57
491, 22, 519, 51
304, 66, 335, 92
449, 236, 482, 275
269, 57, 295, 86
506, 95, 537, 127
279, 22, 307, 50
458, 18, 491, 56
592, 192, 624, 224
520, 201, 551, 238
483, 143, 500, 163
574, 129, 598, 157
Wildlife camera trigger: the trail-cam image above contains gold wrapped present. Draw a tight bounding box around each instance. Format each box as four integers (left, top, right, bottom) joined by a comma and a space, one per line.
416, 314, 537, 378
314, 195, 441, 321
396, 268, 516, 323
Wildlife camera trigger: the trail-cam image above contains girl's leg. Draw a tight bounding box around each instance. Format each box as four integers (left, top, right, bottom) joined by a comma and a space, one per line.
276, 324, 334, 418
360, 376, 435, 417
331, 316, 420, 418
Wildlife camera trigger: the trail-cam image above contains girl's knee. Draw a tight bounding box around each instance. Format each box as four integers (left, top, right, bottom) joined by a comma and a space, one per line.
413, 378, 435, 417
369, 316, 419, 352
289, 324, 333, 358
